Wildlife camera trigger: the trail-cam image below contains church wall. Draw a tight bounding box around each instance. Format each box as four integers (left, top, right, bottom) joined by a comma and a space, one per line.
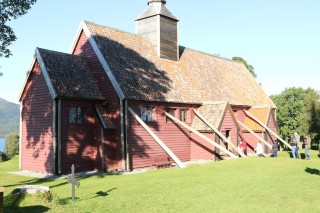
190, 107, 239, 160
59, 99, 101, 174
190, 132, 216, 161
20, 61, 55, 173
127, 100, 196, 169
220, 108, 240, 150
264, 110, 277, 153
72, 30, 123, 171
242, 132, 261, 154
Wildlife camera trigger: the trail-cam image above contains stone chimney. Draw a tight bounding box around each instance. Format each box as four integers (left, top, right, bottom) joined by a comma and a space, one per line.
136, 0, 179, 61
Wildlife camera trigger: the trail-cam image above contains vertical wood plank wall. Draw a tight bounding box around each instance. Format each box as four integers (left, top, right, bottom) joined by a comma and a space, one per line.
59, 99, 100, 173
127, 101, 194, 169
159, 17, 178, 61
73, 31, 123, 171
20, 61, 54, 173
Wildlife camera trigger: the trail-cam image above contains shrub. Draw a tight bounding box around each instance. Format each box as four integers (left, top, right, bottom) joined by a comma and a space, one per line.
0, 151, 7, 162
4, 133, 19, 159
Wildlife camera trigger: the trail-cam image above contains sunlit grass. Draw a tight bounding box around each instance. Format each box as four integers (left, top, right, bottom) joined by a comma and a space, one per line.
1, 150, 320, 212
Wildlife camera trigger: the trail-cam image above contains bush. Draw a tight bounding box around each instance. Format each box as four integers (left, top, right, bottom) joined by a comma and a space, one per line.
0, 151, 7, 162
4, 133, 19, 159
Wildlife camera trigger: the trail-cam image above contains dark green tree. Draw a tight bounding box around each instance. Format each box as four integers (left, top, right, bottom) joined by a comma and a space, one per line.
4, 133, 19, 159
299, 90, 320, 144
232, 56, 257, 78
0, 0, 37, 58
270, 87, 320, 145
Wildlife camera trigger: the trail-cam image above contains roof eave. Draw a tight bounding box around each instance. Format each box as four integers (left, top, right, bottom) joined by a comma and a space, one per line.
135, 4, 178, 21
81, 21, 126, 101
18, 56, 36, 102
35, 48, 58, 100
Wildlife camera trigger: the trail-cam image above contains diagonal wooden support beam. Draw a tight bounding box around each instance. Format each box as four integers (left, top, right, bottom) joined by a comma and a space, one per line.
128, 107, 186, 168
165, 112, 238, 159
193, 109, 247, 158
237, 119, 272, 149
244, 110, 292, 150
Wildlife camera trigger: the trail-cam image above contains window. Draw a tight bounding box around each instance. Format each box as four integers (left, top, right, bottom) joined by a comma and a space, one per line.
69, 107, 85, 124
179, 109, 188, 122
166, 108, 176, 123
141, 106, 153, 122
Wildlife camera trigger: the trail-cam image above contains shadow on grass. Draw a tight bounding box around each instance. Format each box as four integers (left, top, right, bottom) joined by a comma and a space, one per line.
287, 151, 307, 159
83, 187, 117, 200
305, 167, 320, 176
55, 197, 78, 205
287, 151, 293, 158
4, 193, 26, 208
3, 178, 51, 188
5, 205, 50, 213
4, 193, 50, 212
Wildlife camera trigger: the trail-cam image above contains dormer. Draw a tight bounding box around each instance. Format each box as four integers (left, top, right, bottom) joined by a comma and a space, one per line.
136, 0, 179, 61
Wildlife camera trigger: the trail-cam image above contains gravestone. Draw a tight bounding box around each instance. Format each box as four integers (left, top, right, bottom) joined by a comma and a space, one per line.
67, 164, 80, 201
0, 187, 4, 213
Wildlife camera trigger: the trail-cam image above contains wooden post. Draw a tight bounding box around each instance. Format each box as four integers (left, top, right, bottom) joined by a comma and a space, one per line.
128, 107, 186, 169
237, 120, 272, 149
244, 110, 292, 150
165, 112, 238, 159
193, 109, 246, 158
67, 164, 80, 201
0, 187, 4, 213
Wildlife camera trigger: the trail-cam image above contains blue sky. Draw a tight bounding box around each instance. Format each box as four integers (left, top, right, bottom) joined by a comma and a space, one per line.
1, 0, 319, 104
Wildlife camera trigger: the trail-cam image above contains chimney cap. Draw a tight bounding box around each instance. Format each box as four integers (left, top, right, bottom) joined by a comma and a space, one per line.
148, 0, 166, 5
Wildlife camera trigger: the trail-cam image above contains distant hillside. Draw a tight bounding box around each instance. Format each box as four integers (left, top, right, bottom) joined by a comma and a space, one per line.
0, 98, 20, 137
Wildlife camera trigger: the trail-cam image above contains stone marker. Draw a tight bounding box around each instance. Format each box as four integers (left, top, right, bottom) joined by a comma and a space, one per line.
67, 164, 80, 201
0, 187, 4, 213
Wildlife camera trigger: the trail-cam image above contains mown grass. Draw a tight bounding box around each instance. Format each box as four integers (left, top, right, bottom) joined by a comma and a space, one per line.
1, 151, 320, 213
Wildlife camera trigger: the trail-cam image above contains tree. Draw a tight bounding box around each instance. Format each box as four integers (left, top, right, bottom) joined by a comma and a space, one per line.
4, 133, 19, 159
299, 90, 320, 144
270, 87, 320, 146
232, 56, 257, 78
0, 0, 37, 58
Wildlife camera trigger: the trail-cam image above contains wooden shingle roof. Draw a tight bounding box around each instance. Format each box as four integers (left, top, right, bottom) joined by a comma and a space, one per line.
243, 107, 270, 131
192, 102, 228, 132
95, 104, 116, 129
83, 21, 276, 108
36, 48, 104, 100
136, 0, 178, 21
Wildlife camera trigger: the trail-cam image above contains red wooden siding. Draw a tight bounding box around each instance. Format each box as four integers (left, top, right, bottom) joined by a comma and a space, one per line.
72, 30, 123, 171
20, 61, 54, 173
233, 108, 246, 123
191, 107, 239, 160
103, 129, 121, 170
220, 109, 239, 148
242, 132, 261, 154
190, 132, 215, 160
265, 110, 277, 153
127, 101, 195, 169
242, 110, 277, 155
59, 99, 101, 173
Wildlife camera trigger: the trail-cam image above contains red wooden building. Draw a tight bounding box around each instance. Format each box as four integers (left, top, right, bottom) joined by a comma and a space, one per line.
19, 0, 277, 174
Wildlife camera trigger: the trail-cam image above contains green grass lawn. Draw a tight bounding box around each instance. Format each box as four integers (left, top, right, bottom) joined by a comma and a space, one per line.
1, 150, 320, 213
